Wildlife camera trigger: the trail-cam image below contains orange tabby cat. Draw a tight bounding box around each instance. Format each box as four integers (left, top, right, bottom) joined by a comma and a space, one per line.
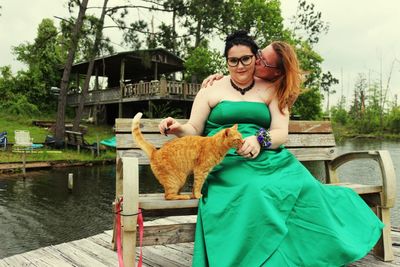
132, 112, 243, 200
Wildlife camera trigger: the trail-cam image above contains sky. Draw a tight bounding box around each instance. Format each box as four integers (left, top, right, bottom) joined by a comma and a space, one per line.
0, 0, 400, 108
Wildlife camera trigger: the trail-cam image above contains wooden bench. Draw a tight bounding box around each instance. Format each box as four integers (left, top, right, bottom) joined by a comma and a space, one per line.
112, 118, 397, 266
64, 130, 96, 156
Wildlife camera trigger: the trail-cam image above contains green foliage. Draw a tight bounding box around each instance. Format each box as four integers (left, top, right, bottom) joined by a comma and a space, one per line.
60, 15, 114, 61
330, 72, 400, 135
330, 96, 348, 125
183, 44, 226, 83
387, 107, 400, 133
283, 40, 323, 120
144, 101, 184, 118
0, 94, 40, 116
11, 19, 63, 112
292, 88, 323, 120
220, 0, 285, 45
290, 0, 329, 44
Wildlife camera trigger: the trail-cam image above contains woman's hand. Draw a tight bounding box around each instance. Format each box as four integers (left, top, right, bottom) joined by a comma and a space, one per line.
201, 73, 224, 88
236, 136, 261, 159
158, 117, 182, 136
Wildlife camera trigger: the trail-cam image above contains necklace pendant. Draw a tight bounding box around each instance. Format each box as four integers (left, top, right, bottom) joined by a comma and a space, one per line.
230, 79, 255, 96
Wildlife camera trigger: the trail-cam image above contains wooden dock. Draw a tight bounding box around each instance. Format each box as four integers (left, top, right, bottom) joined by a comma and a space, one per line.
1, 216, 399, 267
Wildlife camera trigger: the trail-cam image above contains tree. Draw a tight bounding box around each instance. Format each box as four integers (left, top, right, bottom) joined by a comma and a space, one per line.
320, 71, 339, 114
184, 43, 226, 83
12, 19, 64, 112
291, 41, 324, 120
72, 0, 109, 131
290, 0, 329, 44
218, 0, 285, 46
55, 0, 89, 141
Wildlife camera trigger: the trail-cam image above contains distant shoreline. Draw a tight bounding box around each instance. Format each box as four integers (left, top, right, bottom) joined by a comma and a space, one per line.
0, 159, 114, 175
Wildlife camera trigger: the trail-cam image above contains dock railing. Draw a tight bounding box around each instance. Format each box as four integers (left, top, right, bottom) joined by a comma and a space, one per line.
66, 77, 201, 106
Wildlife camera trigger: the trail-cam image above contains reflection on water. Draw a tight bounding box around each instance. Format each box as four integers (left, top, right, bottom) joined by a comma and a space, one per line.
0, 138, 399, 258
0, 166, 116, 258
335, 138, 400, 231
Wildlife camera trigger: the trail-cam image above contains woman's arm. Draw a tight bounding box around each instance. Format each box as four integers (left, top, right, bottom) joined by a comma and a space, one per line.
158, 88, 212, 137
268, 95, 289, 148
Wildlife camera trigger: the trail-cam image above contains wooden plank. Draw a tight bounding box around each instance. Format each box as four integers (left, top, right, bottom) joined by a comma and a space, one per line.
138, 223, 196, 246
52, 242, 110, 266
288, 147, 336, 161
142, 246, 189, 267
116, 133, 336, 149
20, 246, 74, 267
0, 162, 51, 170
88, 232, 114, 250
140, 195, 198, 210
117, 147, 337, 165
116, 118, 188, 133
116, 119, 333, 134
137, 183, 381, 212
1, 254, 33, 266
165, 243, 194, 256
288, 120, 333, 133
69, 238, 118, 266
328, 183, 382, 194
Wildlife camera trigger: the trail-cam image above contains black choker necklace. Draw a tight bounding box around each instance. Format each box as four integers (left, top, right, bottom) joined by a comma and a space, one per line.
230, 79, 255, 95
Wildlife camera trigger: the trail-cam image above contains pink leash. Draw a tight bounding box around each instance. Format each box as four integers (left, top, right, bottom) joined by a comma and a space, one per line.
116, 197, 144, 267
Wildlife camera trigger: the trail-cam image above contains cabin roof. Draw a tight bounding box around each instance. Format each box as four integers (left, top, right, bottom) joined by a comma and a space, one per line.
69, 48, 184, 81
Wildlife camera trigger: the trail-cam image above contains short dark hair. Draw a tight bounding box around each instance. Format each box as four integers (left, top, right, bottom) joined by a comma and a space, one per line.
224, 30, 259, 58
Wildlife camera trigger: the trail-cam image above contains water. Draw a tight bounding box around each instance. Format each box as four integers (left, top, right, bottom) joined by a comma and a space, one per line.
0, 139, 399, 258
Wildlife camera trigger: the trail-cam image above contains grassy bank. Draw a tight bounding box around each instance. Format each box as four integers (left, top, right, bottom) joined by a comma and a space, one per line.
0, 115, 116, 163
332, 122, 400, 142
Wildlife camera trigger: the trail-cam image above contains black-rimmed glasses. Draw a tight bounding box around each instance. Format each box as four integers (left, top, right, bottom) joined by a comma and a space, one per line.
227, 55, 254, 67
257, 49, 278, 69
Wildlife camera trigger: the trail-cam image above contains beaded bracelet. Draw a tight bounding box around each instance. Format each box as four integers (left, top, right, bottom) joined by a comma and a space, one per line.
256, 128, 272, 149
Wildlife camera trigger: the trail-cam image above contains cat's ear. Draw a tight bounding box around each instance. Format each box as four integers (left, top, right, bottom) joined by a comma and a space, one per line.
224, 128, 231, 137
232, 124, 238, 130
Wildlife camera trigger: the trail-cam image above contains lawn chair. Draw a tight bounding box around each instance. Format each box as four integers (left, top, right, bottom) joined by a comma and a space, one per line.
14, 130, 34, 175
14, 130, 33, 150
0, 131, 7, 151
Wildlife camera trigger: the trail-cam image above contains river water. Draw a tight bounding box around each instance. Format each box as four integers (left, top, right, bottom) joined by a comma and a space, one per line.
0, 139, 399, 258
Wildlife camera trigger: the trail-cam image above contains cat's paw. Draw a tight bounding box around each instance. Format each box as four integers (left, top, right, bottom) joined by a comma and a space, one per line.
192, 192, 203, 199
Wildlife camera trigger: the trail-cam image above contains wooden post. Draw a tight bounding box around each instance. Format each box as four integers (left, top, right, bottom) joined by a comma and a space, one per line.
154, 61, 158, 80
22, 150, 26, 176
95, 66, 99, 90
112, 156, 124, 251
122, 157, 139, 267
96, 134, 100, 157
374, 207, 394, 261
119, 59, 125, 118
68, 173, 74, 191
183, 81, 188, 99
148, 100, 153, 118
160, 75, 167, 97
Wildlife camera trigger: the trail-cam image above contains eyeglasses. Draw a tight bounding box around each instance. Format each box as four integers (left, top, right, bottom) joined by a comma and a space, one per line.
227, 55, 254, 67
257, 49, 278, 69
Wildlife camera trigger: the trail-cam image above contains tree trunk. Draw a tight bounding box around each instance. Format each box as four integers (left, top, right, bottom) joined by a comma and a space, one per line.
72, 0, 109, 132
55, 0, 89, 141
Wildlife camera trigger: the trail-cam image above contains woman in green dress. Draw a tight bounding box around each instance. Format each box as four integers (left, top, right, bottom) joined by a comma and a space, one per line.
158, 31, 384, 266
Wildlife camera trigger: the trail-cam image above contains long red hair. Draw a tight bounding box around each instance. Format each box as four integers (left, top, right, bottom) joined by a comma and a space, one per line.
271, 41, 302, 113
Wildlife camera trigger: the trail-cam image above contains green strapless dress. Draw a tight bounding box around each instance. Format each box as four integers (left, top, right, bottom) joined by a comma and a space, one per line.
192, 101, 384, 267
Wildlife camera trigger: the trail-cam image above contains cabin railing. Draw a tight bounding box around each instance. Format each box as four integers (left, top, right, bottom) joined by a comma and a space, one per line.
66, 78, 201, 106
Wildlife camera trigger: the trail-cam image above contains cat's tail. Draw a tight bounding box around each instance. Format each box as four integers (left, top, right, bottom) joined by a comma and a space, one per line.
132, 112, 156, 157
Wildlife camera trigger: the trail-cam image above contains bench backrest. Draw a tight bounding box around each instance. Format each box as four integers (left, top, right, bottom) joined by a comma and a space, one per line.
65, 130, 84, 145
115, 119, 337, 163
14, 130, 32, 147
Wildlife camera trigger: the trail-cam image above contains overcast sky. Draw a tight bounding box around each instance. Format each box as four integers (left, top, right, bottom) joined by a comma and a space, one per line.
1, 0, 399, 107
